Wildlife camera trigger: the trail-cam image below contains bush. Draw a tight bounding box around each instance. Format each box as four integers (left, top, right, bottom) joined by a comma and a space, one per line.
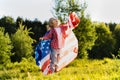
74, 13, 97, 58
117, 48, 120, 58
89, 23, 116, 59
0, 27, 13, 64
11, 23, 34, 62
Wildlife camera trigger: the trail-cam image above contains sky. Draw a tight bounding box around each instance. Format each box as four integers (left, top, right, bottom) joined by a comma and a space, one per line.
0, 0, 120, 23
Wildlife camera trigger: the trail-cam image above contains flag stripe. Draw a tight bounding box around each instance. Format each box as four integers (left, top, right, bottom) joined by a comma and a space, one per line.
60, 44, 78, 58
41, 53, 50, 66
57, 51, 77, 71
41, 59, 50, 72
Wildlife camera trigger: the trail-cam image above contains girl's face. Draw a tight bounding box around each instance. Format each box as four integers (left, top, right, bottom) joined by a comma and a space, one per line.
49, 18, 58, 28
52, 19, 58, 27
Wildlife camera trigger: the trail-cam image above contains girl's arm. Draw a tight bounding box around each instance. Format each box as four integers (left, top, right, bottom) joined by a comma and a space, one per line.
39, 30, 52, 40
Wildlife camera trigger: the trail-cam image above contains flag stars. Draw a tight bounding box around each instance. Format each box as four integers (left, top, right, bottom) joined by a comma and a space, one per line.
48, 43, 50, 45
45, 51, 48, 53
46, 47, 49, 49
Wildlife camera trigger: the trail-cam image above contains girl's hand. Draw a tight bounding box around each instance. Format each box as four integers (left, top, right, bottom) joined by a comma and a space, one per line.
39, 37, 43, 40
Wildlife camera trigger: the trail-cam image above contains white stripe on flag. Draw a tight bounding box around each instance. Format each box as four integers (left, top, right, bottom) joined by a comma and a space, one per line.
57, 51, 77, 71
62, 40, 77, 53
41, 54, 50, 66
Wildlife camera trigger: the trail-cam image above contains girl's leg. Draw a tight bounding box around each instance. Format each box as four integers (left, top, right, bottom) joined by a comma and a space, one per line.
50, 48, 60, 72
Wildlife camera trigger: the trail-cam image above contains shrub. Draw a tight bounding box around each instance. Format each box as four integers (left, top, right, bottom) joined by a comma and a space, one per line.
0, 27, 13, 64
11, 23, 34, 62
89, 23, 115, 59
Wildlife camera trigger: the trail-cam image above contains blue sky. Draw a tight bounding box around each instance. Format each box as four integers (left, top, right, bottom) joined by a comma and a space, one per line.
0, 0, 120, 23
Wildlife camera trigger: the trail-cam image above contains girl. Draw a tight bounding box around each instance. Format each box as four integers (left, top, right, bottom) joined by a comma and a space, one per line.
39, 18, 68, 72
39, 12, 80, 73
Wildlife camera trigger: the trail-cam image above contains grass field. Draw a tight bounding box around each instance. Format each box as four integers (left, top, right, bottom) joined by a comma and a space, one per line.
0, 58, 120, 80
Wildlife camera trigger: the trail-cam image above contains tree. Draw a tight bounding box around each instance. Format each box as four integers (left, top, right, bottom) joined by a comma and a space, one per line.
0, 27, 13, 64
106, 22, 116, 32
113, 24, 120, 57
89, 23, 116, 59
15, 17, 47, 46
74, 12, 97, 58
24, 19, 46, 42
0, 16, 16, 34
16, 17, 24, 29
11, 23, 34, 62
52, 0, 87, 23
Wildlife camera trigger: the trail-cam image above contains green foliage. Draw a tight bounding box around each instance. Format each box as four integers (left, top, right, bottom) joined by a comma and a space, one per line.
0, 27, 13, 64
11, 23, 34, 62
90, 23, 116, 59
0, 57, 39, 80
0, 58, 120, 80
113, 24, 120, 56
52, 0, 87, 23
0, 16, 16, 34
117, 48, 120, 58
74, 13, 97, 58
0, 16, 46, 45
5, 57, 39, 72
24, 19, 47, 42
106, 22, 116, 32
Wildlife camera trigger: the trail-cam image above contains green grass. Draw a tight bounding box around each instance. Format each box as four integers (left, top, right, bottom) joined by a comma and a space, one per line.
0, 58, 120, 80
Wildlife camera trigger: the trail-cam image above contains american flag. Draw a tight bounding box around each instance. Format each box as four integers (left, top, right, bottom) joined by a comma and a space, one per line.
35, 12, 80, 75
35, 39, 51, 75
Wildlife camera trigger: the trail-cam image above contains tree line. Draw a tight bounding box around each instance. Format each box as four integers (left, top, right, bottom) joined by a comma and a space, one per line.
0, 16, 47, 63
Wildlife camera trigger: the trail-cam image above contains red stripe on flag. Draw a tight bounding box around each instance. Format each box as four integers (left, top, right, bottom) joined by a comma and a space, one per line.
41, 59, 50, 72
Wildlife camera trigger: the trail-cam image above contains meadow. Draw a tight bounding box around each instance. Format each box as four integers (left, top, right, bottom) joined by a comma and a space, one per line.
0, 58, 120, 80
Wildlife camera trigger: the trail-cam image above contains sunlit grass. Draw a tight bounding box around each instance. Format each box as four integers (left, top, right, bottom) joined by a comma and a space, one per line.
0, 58, 120, 80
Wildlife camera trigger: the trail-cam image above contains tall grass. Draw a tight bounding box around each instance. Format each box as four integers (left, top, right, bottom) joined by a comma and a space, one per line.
0, 58, 120, 80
